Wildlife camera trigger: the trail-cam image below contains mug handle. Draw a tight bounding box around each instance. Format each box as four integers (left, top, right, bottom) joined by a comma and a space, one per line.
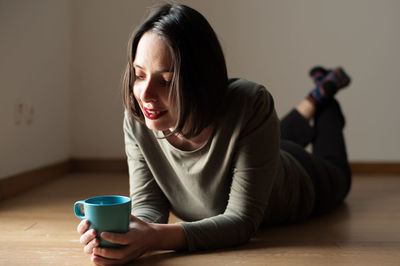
74, 200, 85, 219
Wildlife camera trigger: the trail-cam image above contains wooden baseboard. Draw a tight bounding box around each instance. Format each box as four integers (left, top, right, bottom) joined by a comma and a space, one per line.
0, 161, 70, 201
350, 162, 400, 175
0, 158, 127, 201
69, 158, 128, 173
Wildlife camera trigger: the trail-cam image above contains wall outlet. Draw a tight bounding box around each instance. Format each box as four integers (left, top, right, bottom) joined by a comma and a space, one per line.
14, 98, 34, 125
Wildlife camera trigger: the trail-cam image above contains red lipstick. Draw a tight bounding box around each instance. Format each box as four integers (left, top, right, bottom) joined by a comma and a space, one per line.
143, 107, 167, 120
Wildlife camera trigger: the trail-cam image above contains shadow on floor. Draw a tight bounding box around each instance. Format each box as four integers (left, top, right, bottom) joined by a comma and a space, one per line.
131, 203, 351, 265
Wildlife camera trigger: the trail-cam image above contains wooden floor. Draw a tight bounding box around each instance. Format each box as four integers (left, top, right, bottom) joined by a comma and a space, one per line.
0, 173, 399, 266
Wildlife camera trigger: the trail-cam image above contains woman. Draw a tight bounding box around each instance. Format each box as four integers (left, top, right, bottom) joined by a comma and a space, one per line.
77, 3, 351, 265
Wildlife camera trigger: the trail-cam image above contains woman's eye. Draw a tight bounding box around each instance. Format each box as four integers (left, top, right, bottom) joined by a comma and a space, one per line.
135, 75, 144, 80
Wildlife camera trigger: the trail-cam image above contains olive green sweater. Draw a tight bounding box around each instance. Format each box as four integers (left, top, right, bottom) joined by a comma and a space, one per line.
124, 78, 314, 251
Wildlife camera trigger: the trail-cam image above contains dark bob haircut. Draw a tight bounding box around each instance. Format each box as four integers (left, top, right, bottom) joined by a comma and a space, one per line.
122, 3, 228, 138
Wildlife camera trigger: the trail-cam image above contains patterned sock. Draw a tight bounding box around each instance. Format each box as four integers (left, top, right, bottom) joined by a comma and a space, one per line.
306, 81, 337, 105
306, 67, 351, 106
324, 67, 351, 89
309, 66, 329, 85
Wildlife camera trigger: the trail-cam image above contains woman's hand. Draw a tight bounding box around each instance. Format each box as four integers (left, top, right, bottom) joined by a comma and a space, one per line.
77, 215, 187, 265
90, 215, 156, 265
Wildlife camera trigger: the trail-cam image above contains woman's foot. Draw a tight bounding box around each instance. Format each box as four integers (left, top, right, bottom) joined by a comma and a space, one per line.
324, 67, 351, 89
306, 66, 351, 106
309, 66, 329, 85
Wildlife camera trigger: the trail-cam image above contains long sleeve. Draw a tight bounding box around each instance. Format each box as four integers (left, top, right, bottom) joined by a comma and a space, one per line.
124, 113, 170, 224
179, 85, 282, 251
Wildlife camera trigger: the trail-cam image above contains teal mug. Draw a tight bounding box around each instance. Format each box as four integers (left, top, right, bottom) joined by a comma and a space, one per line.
74, 195, 131, 247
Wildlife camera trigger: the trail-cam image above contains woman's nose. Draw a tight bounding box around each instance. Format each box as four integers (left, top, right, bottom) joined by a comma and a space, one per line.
140, 79, 157, 102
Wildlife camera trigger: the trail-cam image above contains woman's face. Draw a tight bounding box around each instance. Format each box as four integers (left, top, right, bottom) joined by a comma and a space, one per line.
133, 31, 175, 131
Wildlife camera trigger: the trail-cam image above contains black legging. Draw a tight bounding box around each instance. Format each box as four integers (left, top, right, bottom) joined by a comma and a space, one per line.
280, 99, 352, 215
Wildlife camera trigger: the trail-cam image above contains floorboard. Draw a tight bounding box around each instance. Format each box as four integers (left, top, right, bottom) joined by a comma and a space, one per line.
0, 173, 399, 266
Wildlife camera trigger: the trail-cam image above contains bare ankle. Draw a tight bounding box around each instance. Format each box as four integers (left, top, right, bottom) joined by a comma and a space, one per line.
296, 99, 316, 120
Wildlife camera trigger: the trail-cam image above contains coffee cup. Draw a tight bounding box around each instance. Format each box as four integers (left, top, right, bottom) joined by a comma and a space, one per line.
74, 195, 131, 247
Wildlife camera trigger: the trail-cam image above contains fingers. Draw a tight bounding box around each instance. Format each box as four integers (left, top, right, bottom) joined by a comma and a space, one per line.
100, 232, 129, 245
77, 219, 90, 234
93, 246, 126, 260
92, 246, 146, 263
91, 253, 122, 266
80, 228, 97, 245
77, 220, 99, 255
84, 237, 99, 254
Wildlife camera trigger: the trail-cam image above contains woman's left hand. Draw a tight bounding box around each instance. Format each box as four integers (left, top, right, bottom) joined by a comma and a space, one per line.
90, 215, 156, 265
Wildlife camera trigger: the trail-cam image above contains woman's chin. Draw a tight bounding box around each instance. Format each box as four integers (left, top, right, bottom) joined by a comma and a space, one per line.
145, 121, 169, 131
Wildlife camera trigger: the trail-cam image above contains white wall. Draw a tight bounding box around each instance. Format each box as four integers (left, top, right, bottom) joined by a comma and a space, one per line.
70, 0, 151, 158
1, 0, 399, 179
70, 0, 400, 161
0, 0, 71, 179
180, 0, 400, 161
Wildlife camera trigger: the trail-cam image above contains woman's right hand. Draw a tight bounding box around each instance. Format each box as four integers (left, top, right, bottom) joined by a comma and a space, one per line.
77, 219, 100, 254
